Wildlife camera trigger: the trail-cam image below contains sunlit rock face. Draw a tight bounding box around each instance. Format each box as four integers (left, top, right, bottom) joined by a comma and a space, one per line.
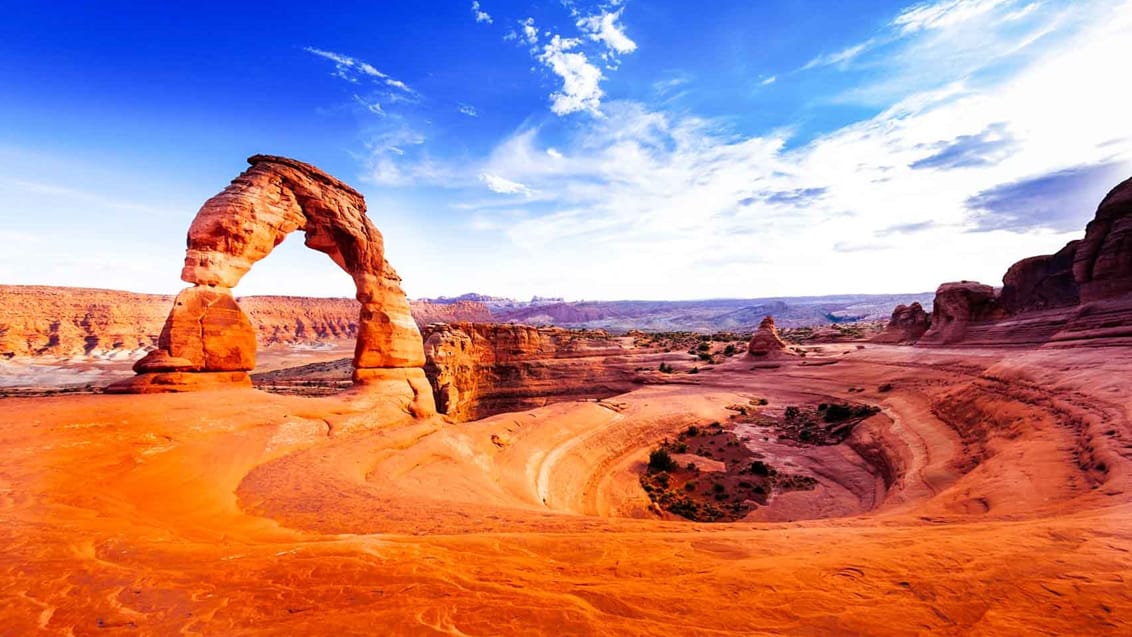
747, 316, 788, 358
109, 155, 432, 410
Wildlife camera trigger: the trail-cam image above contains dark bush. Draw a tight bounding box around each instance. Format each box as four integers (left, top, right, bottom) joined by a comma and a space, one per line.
648, 448, 677, 473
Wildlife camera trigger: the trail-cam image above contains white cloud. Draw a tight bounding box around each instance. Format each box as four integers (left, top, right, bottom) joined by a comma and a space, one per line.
458, 103, 479, 117
893, 0, 1012, 34
459, 1, 1132, 299
803, 39, 877, 70
521, 17, 539, 46
760, 75, 777, 86
480, 173, 535, 196
471, 1, 492, 24
514, 6, 639, 117
538, 35, 605, 115
577, 9, 637, 54
304, 46, 415, 95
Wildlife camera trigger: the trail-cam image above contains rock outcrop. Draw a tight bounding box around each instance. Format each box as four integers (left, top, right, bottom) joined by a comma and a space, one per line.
1074, 176, 1132, 303
872, 302, 931, 344
999, 241, 1080, 314
747, 316, 788, 357
917, 282, 1007, 346
912, 173, 1132, 348
422, 323, 642, 422
108, 155, 434, 414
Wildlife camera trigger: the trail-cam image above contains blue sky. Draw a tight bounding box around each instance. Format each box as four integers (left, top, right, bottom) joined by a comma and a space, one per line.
1, 0, 1130, 300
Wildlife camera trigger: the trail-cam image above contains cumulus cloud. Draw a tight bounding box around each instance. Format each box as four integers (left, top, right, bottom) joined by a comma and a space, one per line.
538, 36, 605, 115
471, 1, 492, 24
576, 9, 637, 54
511, 6, 639, 117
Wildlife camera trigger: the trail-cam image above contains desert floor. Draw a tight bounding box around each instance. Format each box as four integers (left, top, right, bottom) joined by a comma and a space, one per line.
2, 344, 1130, 635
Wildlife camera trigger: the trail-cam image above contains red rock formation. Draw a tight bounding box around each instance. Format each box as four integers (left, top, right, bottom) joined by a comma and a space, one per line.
872, 302, 931, 344
917, 282, 1007, 346
916, 173, 1131, 348
422, 322, 643, 421
108, 155, 433, 413
1000, 241, 1080, 313
1074, 176, 1132, 303
747, 316, 788, 357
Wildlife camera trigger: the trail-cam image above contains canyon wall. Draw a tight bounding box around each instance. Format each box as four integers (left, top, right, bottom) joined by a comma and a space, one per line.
422, 322, 646, 422
0, 285, 490, 359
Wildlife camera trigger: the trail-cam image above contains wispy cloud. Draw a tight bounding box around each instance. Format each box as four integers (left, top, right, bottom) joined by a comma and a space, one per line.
458, 103, 479, 117
892, 0, 1012, 34
305, 47, 415, 95
803, 39, 878, 70
909, 122, 1015, 170
480, 172, 535, 196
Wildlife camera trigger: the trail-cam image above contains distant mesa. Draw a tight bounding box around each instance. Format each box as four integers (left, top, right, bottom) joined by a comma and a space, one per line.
108, 155, 435, 416
747, 315, 789, 358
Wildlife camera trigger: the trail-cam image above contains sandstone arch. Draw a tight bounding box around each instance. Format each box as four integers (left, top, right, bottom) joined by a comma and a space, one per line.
111, 155, 434, 415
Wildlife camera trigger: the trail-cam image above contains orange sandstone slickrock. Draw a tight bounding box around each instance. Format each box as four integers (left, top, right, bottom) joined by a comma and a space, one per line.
2, 343, 1130, 635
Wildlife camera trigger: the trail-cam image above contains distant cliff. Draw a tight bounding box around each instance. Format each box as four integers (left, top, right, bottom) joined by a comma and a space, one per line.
0, 285, 491, 358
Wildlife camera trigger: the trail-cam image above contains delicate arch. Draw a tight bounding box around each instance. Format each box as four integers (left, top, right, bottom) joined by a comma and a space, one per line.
112, 155, 433, 415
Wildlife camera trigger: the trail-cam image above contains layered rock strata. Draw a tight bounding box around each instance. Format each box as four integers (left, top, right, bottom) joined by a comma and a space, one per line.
108, 155, 434, 413
422, 323, 643, 422
0, 285, 491, 359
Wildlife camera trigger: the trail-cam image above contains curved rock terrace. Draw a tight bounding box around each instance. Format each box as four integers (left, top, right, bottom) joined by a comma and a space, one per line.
2, 160, 1131, 635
